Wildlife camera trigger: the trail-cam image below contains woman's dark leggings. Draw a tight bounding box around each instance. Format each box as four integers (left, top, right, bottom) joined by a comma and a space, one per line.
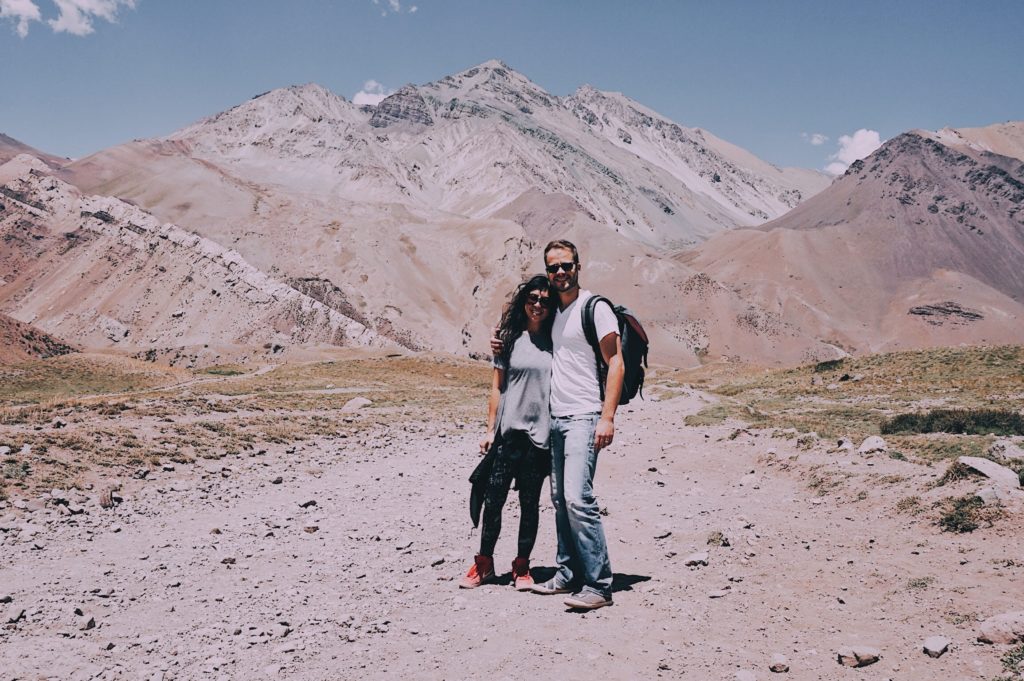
480, 432, 550, 559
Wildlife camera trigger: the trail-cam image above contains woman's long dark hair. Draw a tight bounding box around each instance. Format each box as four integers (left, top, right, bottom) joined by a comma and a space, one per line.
497, 274, 555, 365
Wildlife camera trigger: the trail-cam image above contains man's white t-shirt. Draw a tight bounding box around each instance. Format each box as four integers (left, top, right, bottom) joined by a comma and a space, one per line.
550, 290, 619, 418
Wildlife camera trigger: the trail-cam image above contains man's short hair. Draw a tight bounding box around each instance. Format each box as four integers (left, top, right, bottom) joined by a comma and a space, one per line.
544, 239, 579, 263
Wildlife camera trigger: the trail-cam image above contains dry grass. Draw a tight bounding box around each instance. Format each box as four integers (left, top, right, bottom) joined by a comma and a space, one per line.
0, 352, 491, 498
671, 345, 1024, 461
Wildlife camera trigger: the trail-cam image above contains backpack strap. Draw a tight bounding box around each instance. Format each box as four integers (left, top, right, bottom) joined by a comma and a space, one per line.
583, 295, 613, 401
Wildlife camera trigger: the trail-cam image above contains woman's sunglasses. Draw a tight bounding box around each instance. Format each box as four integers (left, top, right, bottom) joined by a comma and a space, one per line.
526, 293, 551, 306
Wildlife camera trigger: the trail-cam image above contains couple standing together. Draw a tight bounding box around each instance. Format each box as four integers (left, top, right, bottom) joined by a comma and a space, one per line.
462, 239, 622, 611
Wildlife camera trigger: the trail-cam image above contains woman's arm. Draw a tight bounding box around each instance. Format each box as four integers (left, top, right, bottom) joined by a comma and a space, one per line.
479, 366, 504, 454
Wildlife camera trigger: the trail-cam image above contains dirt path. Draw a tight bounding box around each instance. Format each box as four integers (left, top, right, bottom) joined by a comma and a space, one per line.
1, 389, 1020, 680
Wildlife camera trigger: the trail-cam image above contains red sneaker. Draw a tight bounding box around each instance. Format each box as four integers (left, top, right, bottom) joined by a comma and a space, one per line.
459, 554, 495, 589
512, 557, 534, 591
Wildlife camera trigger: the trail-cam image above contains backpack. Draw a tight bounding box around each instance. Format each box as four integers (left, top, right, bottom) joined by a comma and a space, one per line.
582, 295, 649, 405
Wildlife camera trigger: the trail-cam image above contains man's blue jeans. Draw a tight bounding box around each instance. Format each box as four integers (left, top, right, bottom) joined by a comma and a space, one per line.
549, 413, 613, 598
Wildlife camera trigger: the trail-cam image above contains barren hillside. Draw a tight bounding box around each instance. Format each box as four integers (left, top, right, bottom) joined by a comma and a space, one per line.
683, 130, 1024, 353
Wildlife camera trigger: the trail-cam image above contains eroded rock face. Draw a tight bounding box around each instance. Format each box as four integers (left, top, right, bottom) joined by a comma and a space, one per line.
369, 86, 434, 128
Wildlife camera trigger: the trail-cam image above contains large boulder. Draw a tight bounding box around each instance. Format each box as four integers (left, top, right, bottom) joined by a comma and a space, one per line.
957, 456, 1021, 490
978, 611, 1024, 644
858, 436, 887, 455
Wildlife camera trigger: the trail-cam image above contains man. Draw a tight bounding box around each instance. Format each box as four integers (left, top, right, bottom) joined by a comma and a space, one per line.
530, 239, 624, 610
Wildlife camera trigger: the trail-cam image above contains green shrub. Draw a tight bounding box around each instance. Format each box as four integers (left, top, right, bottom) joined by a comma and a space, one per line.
938, 495, 984, 533
881, 408, 1024, 436
1002, 643, 1024, 674
813, 359, 844, 373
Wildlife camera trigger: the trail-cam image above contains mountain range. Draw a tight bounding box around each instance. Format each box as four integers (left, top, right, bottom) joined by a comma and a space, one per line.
1, 60, 1020, 366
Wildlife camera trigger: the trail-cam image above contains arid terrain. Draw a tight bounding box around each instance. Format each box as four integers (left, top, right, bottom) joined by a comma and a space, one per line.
2, 57, 1023, 681
2, 347, 1022, 680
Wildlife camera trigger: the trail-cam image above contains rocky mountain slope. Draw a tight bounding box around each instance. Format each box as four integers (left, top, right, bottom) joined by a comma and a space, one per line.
0, 155, 390, 367
67, 61, 826, 249
0, 313, 76, 365
0, 152, 842, 367
684, 130, 1024, 353
48, 61, 843, 364
0, 133, 66, 169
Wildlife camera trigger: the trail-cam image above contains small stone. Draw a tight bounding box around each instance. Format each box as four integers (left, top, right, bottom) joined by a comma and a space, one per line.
708, 588, 730, 599
988, 439, 1024, 461
77, 612, 96, 631
303, 526, 319, 534
221, 557, 236, 565
161, 463, 176, 472
922, 635, 950, 658
431, 557, 445, 567
395, 539, 413, 550
653, 528, 672, 539
298, 500, 317, 509
5, 606, 26, 624
100, 641, 115, 651
858, 436, 887, 455
769, 653, 789, 673
341, 397, 372, 413
836, 645, 881, 667
977, 487, 1002, 505
0, 594, 11, 604
271, 476, 283, 485
684, 552, 710, 567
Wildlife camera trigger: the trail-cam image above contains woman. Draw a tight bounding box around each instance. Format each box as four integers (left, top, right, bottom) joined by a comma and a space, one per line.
461, 274, 554, 590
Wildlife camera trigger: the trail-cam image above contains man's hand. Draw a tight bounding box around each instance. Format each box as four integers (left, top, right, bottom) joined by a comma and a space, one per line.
594, 417, 614, 452
490, 325, 503, 356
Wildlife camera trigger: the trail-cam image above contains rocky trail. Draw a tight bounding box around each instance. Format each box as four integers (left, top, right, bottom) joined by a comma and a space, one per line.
2, 389, 1022, 680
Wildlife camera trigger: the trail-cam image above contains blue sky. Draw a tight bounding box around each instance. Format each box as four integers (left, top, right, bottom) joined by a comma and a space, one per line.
1, 0, 1021, 170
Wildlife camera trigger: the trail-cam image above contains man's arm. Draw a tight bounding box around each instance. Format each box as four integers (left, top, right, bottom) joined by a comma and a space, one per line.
594, 331, 623, 452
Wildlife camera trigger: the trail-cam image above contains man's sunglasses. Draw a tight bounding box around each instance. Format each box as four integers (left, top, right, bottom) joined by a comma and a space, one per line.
526, 293, 552, 306
545, 262, 577, 274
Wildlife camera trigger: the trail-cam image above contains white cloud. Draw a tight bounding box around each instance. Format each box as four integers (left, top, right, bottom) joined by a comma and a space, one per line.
825, 128, 883, 175
0, 0, 42, 37
352, 79, 393, 106
801, 132, 828, 146
0, 0, 133, 37
49, 0, 134, 35
371, 0, 417, 15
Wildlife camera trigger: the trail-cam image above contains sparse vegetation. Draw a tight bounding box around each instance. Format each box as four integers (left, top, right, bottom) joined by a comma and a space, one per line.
1001, 644, 1024, 676
672, 346, 1023, 461
937, 494, 1004, 533
881, 408, 1024, 436
896, 496, 923, 515
706, 531, 729, 547
906, 576, 935, 590
935, 460, 983, 487
0, 352, 491, 494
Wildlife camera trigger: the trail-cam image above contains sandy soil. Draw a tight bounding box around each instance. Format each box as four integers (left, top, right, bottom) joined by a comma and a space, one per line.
1, 389, 1022, 680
